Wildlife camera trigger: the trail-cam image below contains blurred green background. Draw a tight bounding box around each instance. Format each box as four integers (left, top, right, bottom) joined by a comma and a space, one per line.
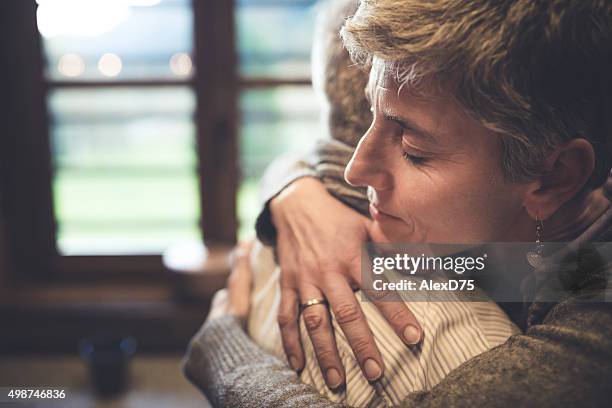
40, 0, 320, 254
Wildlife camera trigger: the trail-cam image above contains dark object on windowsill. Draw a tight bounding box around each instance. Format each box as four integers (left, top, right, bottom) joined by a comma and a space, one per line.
163, 241, 232, 303
79, 335, 137, 397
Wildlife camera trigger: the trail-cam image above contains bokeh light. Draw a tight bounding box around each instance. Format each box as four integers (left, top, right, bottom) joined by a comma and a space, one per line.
169, 53, 193, 77
57, 53, 85, 77
98, 53, 122, 77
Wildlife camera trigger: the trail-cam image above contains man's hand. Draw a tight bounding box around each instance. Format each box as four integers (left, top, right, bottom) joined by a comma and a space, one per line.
271, 177, 422, 390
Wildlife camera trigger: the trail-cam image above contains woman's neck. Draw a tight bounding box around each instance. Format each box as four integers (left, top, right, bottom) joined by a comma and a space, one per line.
545, 188, 610, 242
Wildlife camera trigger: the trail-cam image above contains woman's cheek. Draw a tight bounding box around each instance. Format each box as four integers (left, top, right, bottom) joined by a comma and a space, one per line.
397, 173, 471, 242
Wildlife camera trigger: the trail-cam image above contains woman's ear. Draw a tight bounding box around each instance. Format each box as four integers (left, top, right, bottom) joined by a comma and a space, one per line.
524, 138, 595, 220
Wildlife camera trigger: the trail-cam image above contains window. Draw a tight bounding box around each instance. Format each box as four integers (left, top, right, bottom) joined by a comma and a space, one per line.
2, 0, 319, 277
236, 0, 319, 238
38, 0, 199, 255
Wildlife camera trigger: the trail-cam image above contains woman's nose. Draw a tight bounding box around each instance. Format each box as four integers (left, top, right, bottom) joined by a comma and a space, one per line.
344, 128, 392, 190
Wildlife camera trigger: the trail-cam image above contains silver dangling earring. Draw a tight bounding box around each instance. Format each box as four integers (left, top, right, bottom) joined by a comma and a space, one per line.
526, 215, 545, 269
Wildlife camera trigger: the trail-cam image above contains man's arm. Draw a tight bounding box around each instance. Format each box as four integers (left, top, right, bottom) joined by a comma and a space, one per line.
255, 152, 318, 246
255, 139, 367, 246
254, 137, 422, 387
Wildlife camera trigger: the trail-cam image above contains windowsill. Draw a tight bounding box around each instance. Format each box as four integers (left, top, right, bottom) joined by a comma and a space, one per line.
0, 283, 211, 353
0, 245, 233, 353
0, 282, 175, 304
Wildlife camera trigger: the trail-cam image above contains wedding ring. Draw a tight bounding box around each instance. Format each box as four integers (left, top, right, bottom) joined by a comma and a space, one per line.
300, 298, 328, 311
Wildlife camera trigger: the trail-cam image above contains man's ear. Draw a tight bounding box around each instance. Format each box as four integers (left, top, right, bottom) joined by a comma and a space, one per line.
523, 138, 595, 220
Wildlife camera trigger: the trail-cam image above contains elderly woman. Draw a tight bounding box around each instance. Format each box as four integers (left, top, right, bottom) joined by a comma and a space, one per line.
184, 0, 612, 406
240, 1, 518, 406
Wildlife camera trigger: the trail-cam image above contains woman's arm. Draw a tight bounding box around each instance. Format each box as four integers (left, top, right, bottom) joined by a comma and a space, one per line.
183, 316, 345, 408
182, 239, 344, 407
185, 298, 612, 408
183, 237, 612, 407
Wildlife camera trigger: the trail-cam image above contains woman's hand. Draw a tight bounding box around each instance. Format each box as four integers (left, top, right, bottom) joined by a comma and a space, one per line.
206, 241, 254, 324
271, 177, 422, 389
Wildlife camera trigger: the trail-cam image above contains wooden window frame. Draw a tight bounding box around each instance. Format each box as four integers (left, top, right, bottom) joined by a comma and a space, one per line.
0, 0, 312, 284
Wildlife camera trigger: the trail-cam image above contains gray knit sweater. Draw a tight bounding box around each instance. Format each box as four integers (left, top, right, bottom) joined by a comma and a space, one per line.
184, 199, 612, 407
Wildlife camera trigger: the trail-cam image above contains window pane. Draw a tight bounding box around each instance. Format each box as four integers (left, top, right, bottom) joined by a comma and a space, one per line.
37, 0, 193, 81
237, 0, 317, 78
238, 86, 319, 238
49, 87, 200, 255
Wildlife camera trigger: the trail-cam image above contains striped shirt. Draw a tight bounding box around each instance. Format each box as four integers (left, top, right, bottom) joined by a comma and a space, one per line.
248, 242, 519, 407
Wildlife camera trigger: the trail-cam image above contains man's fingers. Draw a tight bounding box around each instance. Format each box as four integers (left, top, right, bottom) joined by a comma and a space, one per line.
372, 298, 422, 345
299, 284, 345, 390
358, 258, 423, 346
325, 275, 384, 382
278, 285, 304, 372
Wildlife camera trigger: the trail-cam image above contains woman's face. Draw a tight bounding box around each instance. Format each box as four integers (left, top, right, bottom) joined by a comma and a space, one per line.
345, 64, 532, 243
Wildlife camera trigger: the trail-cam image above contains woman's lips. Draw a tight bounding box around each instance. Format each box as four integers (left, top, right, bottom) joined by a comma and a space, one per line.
369, 203, 403, 222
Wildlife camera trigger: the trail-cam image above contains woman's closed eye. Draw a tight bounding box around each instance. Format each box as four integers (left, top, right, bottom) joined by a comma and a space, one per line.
401, 139, 432, 166
402, 151, 429, 166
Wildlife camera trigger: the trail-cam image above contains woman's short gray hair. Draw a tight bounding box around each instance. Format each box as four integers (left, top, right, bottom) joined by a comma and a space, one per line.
341, 0, 612, 189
